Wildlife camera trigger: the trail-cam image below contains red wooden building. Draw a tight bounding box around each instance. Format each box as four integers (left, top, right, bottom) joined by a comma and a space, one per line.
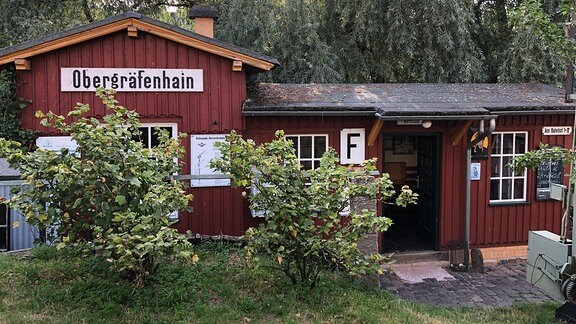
1, 10, 575, 259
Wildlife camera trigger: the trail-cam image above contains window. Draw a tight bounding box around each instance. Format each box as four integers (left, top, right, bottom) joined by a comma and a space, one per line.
132, 123, 179, 221
132, 123, 178, 148
286, 135, 328, 170
490, 132, 527, 202
0, 203, 8, 252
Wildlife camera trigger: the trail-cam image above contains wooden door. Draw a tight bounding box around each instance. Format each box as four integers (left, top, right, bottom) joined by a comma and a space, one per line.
416, 135, 440, 249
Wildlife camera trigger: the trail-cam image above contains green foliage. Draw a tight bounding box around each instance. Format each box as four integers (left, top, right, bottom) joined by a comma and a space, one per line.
0, 89, 194, 285
384, 0, 486, 82
210, 130, 417, 289
1, 0, 574, 85
0, 69, 36, 146
510, 143, 576, 179
500, 0, 568, 84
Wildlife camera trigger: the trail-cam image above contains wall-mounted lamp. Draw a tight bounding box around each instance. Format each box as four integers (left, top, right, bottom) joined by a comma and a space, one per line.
421, 120, 432, 129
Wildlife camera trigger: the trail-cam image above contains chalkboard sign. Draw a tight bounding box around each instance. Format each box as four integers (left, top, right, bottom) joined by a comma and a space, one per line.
536, 159, 564, 200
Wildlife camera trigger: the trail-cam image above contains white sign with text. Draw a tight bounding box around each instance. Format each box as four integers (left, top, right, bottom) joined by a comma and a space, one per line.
61, 68, 204, 92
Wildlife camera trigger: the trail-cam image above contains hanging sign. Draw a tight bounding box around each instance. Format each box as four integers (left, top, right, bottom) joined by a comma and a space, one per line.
61, 68, 204, 92
542, 127, 572, 136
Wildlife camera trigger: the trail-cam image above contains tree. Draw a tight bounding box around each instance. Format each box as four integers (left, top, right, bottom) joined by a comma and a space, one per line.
210, 131, 417, 289
499, 0, 568, 84
384, 0, 486, 82
0, 89, 194, 286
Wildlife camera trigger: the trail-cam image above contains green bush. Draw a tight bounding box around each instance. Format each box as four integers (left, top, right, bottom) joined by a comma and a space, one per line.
0, 89, 194, 285
211, 130, 417, 289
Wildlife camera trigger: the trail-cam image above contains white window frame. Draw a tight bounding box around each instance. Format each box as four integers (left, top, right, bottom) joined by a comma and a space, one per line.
284, 134, 351, 216
490, 131, 528, 203
136, 123, 180, 221
136, 123, 178, 149
286, 134, 329, 170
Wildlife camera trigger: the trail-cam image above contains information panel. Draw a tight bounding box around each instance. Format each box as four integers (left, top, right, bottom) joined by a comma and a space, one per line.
190, 135, 230, 187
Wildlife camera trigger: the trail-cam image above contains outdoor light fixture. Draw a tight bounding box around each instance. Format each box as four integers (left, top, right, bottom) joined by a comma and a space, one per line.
421, 120, 432, 129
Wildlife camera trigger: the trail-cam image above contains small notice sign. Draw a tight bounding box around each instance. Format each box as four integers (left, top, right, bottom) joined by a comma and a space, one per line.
542, 126, 572, 136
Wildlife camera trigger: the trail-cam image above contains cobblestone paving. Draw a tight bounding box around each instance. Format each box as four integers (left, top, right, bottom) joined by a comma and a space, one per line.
379, 259, 559, 308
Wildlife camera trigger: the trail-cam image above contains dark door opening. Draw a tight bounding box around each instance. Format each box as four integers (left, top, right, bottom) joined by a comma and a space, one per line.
382, 134, 440, 253
0, 203, 8, 252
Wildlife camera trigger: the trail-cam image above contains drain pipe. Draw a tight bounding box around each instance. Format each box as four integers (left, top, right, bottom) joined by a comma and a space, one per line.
465, 118, 496, 268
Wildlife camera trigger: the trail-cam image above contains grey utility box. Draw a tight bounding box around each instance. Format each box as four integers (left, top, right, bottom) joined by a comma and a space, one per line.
527, 230, 570, 301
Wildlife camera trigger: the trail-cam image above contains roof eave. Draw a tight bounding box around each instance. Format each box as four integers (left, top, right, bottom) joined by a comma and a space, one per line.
0, 12, 279, 71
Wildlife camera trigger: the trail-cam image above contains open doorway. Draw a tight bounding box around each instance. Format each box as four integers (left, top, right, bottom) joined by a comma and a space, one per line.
382, 134, 440, 253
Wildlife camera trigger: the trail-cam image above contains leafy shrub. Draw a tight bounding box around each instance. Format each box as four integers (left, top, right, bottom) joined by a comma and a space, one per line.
0, 89, 194, 285
211, 130, 417, 289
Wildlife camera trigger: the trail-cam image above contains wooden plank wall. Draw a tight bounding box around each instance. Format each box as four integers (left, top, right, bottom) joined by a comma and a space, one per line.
16, 30, 249, 236
467, 114, 572, 249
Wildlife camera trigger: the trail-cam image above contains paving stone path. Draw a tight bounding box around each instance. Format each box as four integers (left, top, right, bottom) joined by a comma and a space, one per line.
379, 259, 559, 308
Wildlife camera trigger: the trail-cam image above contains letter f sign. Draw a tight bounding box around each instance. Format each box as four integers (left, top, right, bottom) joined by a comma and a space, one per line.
340, 128, 365, 164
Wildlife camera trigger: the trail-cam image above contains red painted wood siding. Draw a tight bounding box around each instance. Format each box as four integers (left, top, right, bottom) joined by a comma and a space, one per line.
247, 116, 571, 251
15, 30, 250, 236
467, 115, 571, 249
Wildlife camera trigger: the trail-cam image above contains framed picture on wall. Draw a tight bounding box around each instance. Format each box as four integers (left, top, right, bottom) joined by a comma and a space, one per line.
393, 136, 415, 154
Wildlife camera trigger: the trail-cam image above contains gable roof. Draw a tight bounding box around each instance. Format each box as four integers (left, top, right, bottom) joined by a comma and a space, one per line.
244, 83, 576, 119
0, 12, 279, 72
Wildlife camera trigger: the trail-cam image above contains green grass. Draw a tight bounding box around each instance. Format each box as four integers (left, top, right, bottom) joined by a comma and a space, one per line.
0, 243, 563, 323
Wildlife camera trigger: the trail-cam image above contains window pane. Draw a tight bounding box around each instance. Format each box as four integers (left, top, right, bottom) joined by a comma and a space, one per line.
515, 133, 526, 154
502, 134, 514, 154
314, 136, 326, 158
491, 157, 501, 177
151, 129, 161, 148
300, 136, 312, 158
501, 179, 512, 200
137, 127, 150, 148
314, 161, 320, 169
491, 134, 501, 154
150, 127, 173, 148
514, 179, 525, 199
515, 167, 525, 177
490, 180, 500, 200
302, 161, 312, 170
132, 127, 146, 142
502, 156, 512, 177
286, 136, 298, 150
0, 205, 6, 226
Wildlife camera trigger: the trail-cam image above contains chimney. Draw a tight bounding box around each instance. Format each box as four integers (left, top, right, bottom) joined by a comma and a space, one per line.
189, 5, 219, 38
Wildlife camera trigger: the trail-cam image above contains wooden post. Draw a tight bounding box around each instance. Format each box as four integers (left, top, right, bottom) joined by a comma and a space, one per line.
367, 119, 384, 147
451, 120, 473, 147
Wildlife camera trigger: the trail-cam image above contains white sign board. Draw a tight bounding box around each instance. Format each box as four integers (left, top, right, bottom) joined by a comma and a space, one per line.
542, 126, 572, 136
190, 134, 230, 187
61, 68, 204, 92
36, 136, 78, 153
340, 128, 365, 164
471, 162, 481, 181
